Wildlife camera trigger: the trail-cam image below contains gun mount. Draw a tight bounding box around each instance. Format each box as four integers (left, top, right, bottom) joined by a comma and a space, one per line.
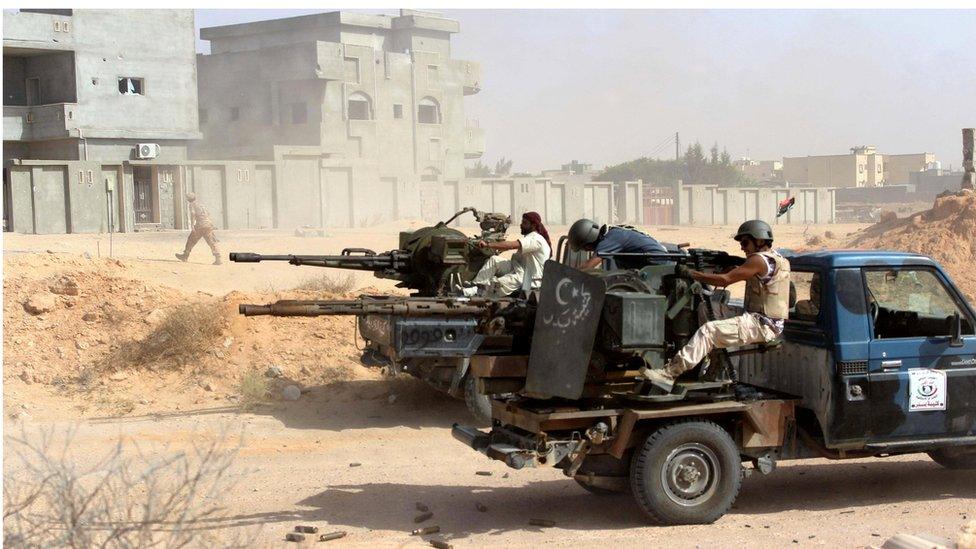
229, 208, 511, 297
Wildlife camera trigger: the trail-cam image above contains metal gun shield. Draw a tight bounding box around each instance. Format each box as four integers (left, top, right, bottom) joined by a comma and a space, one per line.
524, 261, 606, 399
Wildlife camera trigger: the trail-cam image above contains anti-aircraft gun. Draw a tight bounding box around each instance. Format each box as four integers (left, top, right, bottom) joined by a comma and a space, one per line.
230, 207, 512, 297
230, 208, 530, 421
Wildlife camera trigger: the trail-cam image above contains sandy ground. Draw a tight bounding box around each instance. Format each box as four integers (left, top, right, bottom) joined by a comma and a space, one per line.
4, 221, 975, 547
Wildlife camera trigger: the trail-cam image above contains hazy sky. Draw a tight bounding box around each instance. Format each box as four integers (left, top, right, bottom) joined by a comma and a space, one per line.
195, 9, 976, 173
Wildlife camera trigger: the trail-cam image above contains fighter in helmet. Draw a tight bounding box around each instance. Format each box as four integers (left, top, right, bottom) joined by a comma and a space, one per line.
567, 218, 667, 270
641, 219, 790, 392
175, 192, 222, 265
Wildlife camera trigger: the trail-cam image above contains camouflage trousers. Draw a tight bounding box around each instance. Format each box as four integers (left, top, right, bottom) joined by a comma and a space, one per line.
665, 313, 779, 376
183, 226, 219, 256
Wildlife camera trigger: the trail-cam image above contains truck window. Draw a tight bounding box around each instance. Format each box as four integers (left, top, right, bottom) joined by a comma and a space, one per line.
790, 271, 821, 322
863, 268, 973, 339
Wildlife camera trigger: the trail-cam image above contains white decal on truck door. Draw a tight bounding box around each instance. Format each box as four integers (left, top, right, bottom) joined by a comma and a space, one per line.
908, 369, 947, 411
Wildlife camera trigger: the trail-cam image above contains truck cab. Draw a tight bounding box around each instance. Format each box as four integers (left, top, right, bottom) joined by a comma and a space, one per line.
742, 250, 976, 453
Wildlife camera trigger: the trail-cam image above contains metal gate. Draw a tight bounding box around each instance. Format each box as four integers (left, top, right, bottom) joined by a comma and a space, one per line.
643, 186, 674, 225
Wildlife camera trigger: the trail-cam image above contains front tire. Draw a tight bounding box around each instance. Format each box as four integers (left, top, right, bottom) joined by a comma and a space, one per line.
928, 447, 976, 469
464, 375, 492, 425
630, 419, 742, 525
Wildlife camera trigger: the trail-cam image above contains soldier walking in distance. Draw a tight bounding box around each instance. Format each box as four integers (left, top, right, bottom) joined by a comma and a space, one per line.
642, 219, 790, 392
175, 192, 222, 265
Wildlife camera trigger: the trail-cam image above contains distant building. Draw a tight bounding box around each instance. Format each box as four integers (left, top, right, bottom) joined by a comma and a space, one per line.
910, 167, 965, 199
733, 158, 782, 183
783, 146, 938, 189
3, 9, 201, 162
884, 152, 936, 185
3, 9, 202, 232
783, 146, 885, 188
192, 10, 484, 226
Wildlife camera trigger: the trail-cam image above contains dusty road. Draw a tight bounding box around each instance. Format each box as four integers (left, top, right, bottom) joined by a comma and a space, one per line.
4, 221, 975, 547
6, 390, 974, 548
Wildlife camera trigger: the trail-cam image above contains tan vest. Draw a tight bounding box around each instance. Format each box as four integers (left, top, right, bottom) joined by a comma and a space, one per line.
744, 250, 790, 319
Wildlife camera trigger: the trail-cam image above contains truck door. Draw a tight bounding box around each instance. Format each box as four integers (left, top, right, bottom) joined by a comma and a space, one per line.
864, 266, 976, 442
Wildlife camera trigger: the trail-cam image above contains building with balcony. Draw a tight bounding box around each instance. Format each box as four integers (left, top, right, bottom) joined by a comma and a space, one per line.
3, 9, 202, 232
3, 9, 201, 161
191, 10, 485, 226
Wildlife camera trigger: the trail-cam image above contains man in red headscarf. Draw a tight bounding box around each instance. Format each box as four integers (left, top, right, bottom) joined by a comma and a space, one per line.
460, 211, 552, 297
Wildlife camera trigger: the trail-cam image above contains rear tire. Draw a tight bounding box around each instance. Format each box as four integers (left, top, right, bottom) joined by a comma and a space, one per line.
928, 447, 976, 469
630, 419, 742, 525
464, 375, 492, 425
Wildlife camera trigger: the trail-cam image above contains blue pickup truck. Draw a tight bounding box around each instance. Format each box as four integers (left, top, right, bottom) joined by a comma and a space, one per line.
455, 249, 976, 525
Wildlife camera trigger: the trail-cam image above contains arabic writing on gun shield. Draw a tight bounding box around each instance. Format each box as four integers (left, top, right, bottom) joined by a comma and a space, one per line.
542, 277, 592, 329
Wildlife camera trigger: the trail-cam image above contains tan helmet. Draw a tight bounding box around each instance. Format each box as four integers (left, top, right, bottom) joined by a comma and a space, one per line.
185, 192, 196, 202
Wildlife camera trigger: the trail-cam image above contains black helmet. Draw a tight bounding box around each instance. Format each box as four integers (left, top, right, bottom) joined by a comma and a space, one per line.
568, 218, 602, 250
734, 219, 773, 243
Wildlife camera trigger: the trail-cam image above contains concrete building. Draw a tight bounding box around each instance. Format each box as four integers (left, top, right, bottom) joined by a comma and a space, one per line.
733, 158, 782, 183
3, 9, 201, 230
884, 152, 936, 185
910, 168, 965, 199
191, 10, 485, 227
783, 146, 884, 188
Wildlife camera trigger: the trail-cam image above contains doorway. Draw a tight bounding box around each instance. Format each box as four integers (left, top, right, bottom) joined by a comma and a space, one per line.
133, 166, 155, 223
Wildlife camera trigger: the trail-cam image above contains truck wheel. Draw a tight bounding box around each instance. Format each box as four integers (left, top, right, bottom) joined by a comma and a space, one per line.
464, 375, 492, 425
928, 447, 976, 469
630, 419, 742, 525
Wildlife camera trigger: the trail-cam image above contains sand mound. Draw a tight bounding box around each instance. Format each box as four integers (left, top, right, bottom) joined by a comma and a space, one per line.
3, 255, 382, 415
846, 190, 976, 299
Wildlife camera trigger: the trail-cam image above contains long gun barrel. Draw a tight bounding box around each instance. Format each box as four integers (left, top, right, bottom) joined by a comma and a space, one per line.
598, 249, 745, 272
238, 297, 517, 317
229, 249, 411, 272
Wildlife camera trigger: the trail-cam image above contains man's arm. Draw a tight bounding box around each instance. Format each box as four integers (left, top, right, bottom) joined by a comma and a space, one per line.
478, 239, 521, 252
690, 254, 767, 287
580, 256, 603, 270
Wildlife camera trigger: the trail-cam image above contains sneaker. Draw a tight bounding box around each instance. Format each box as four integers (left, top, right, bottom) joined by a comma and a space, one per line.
175, 252, 189, 262
639, 367, 676, 393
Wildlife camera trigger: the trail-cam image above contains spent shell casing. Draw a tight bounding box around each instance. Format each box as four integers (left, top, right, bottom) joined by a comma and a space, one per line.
415, 502, 430, 512
411, 525, 440, 536
318, 531, 347, 542
475, 471, 492, 476
295, 525, 319, 534
529, 518, 555, 527
476, 502, 488, 512
414, 511, 434, 523
285, 533, 306, 542
430, 540, 453, 549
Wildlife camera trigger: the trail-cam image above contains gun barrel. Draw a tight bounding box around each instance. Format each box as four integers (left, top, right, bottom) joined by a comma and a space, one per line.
238, 297, 516, 317
229, 250, 411, 272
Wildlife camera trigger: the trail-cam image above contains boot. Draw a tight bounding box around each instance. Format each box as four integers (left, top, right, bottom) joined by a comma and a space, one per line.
212, 254, 223, 265
175, 252, 189, 262
637, 366, 677, 394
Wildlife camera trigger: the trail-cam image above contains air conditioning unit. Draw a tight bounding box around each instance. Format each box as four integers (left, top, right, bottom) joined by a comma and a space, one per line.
136, 143, 160, 159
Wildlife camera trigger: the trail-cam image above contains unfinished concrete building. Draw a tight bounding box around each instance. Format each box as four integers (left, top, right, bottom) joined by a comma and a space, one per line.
3, 9, 201, 232
192, 10, 485, 227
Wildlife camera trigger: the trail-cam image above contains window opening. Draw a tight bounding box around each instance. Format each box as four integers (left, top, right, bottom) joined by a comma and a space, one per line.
118, 77, 144, 95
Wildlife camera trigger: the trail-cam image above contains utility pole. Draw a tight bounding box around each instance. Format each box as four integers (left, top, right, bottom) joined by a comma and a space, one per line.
675, 132, 680, 163
963, 128, 975, 191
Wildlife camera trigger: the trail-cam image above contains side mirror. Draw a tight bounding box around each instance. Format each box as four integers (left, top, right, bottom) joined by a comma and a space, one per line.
950, 312, 964, 347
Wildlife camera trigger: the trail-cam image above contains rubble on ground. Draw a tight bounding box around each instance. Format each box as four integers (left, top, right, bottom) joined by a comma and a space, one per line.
845, 190, 976, 300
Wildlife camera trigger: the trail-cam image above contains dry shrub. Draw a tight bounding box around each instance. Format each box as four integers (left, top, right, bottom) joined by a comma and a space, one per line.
3, 427, 247, 547
293, 273, 356, 294
103, 302, 225, 371
237, 370, 269, 409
